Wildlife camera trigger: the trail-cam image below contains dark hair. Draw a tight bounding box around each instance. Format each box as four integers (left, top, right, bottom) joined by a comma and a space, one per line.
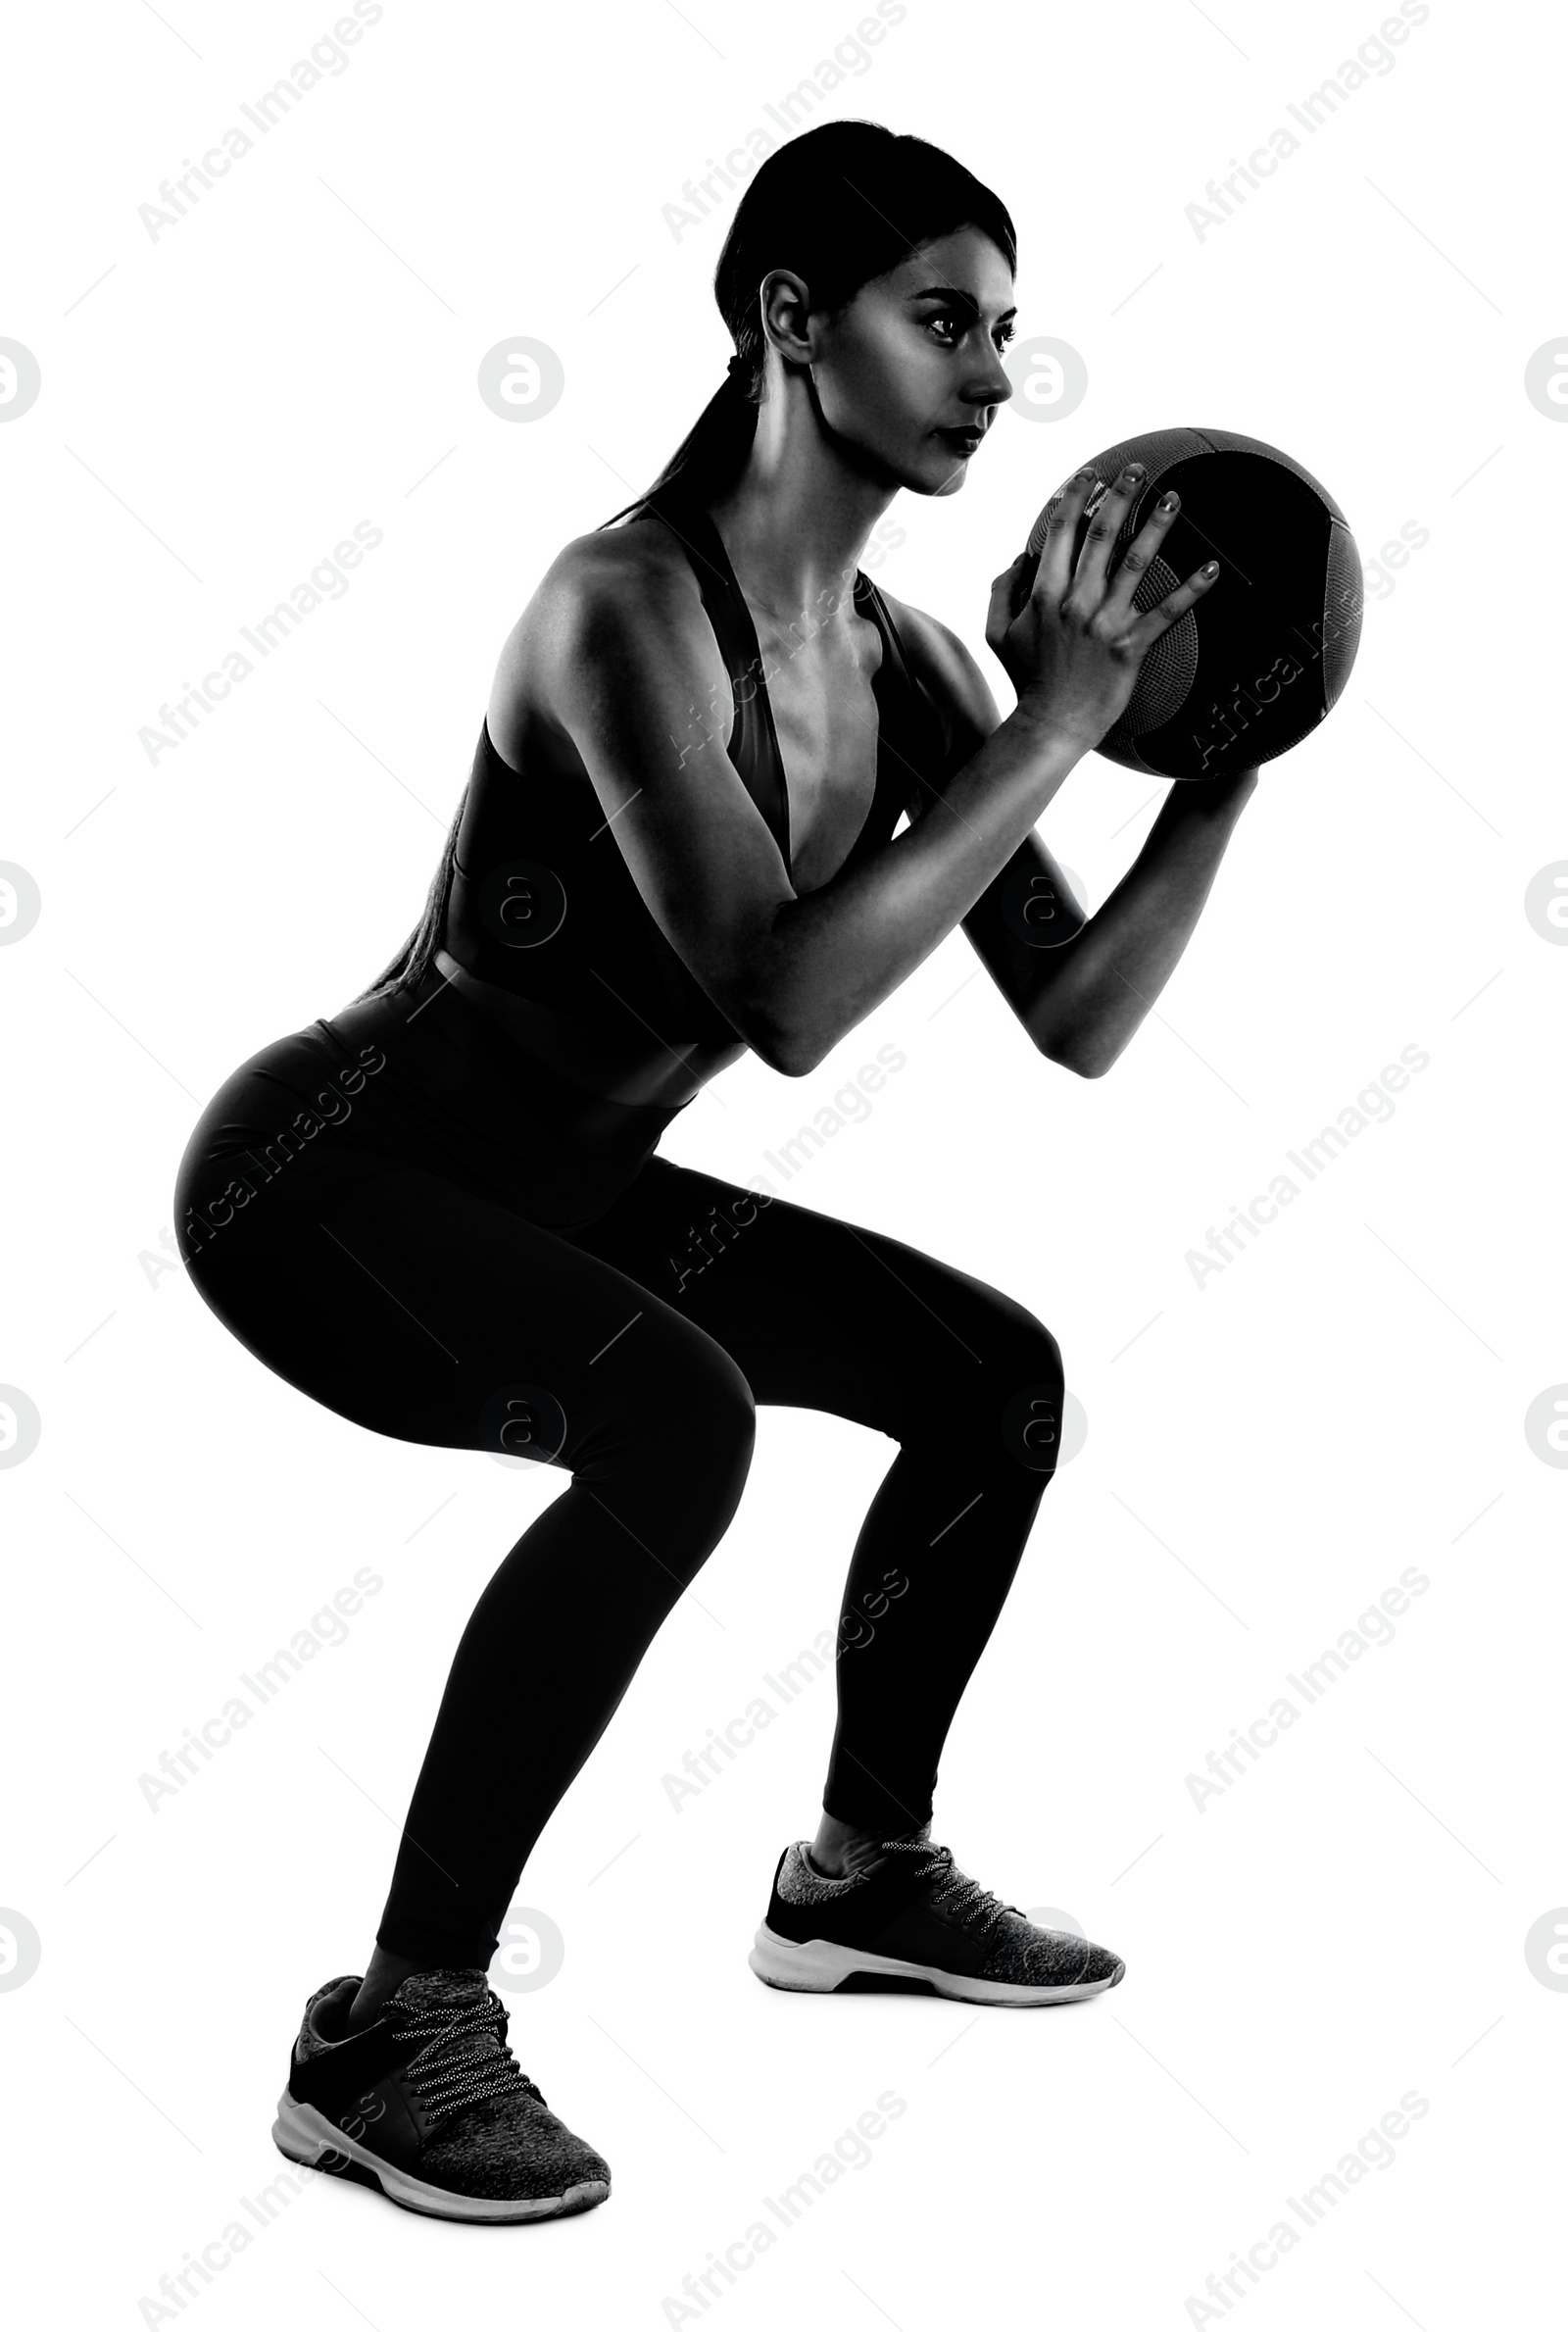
604, 119, 1016, 519
351, 120, 1015, 1005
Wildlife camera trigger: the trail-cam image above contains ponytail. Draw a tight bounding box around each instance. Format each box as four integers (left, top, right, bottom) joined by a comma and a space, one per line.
348, 787, 466, 1004
600, 350, 761, 528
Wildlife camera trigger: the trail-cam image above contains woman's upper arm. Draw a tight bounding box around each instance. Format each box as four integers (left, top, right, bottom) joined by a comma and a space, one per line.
889, 594, 1090, 1043
882, 594, 1002, 811
518, 536, 802, 1066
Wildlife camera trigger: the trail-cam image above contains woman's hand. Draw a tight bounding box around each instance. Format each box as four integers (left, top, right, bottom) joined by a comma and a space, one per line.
986, 463, 1221, 753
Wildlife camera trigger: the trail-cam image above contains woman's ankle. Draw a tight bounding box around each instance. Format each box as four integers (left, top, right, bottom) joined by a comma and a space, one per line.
345, 1945, 453, 2033
808, 1811, 929, 1882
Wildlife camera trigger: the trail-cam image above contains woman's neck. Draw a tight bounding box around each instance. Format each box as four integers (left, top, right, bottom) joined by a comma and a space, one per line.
705, 390, 896, 630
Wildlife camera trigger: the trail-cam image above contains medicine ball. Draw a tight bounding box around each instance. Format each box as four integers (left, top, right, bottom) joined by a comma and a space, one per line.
1017, 426, 1362, 780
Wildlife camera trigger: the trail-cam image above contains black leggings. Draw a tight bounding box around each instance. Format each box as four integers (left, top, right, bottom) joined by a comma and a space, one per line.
177, 1045, 1065, 1967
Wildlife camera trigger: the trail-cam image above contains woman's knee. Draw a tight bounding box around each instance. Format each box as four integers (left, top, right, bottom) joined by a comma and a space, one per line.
639, 1348, 755, 1561
934, 1292, 1065, 1472
999, 1304, 1064, 1401
675, 1343, 757, 1522
573, 1321, 757, 1522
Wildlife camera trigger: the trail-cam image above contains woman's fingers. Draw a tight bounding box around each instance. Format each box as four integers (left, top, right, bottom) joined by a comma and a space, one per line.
1114, 560, 1222, 653
1062, 461, 1148, 603
985, 555, 1032, 650
1098, 487, 1184, 626
1029, 469, 1100, 607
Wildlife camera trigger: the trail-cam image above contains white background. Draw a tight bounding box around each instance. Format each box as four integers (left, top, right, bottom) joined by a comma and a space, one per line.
3, 0, 1563, 2325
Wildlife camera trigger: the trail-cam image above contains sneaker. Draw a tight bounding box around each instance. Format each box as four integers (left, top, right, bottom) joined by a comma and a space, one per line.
271, 1967, 611, 2222
749, 1836, 1125, 2007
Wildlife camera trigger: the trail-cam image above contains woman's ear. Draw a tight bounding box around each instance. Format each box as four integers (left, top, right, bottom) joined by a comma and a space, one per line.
759, 268, 815, 370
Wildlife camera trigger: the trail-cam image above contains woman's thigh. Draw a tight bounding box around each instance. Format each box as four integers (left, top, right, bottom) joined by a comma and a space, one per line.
574, 1158, 1064, 1449
183, 1158, 756, 1474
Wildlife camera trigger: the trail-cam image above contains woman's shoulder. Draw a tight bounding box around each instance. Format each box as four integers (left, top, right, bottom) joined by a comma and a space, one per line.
490, 510, 719, 734
869, 581, 1002, 746
488, 509, 741, 765
542, 508, 705, 612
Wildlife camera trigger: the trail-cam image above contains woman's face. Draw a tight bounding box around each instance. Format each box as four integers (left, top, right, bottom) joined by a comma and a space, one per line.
810, 225, 1017, 496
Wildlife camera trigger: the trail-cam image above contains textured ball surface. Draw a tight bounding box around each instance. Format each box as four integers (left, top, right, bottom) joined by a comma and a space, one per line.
1019, 426, 1362, 779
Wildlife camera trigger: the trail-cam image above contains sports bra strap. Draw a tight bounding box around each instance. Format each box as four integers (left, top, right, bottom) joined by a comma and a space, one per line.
634, 487, 792, 868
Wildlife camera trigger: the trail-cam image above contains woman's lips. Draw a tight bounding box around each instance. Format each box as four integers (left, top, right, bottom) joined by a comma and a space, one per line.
936, 426, 984, 453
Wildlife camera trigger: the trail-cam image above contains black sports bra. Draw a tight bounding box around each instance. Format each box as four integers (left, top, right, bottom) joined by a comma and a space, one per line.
436, 486, 941, 1109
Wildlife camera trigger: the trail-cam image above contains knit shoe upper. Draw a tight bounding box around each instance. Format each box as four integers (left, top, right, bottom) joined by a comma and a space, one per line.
767, 1837, 1124, 1991
281, 1967, 611, 2210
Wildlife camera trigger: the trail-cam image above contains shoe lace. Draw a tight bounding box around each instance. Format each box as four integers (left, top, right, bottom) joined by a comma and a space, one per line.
392, 1989, 544, 2127
880, 1838, 1016, 1944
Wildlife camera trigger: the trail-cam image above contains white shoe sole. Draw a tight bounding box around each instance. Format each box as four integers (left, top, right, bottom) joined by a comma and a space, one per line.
271, 2093, 610, 2222
748, 1922, 1123, 2007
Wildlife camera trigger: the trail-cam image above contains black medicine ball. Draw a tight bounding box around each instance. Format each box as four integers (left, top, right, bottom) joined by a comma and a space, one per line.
1018, 426, 1363, 780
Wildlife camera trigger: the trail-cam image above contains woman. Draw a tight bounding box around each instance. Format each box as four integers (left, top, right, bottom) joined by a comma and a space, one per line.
174, 121, 1248, 2224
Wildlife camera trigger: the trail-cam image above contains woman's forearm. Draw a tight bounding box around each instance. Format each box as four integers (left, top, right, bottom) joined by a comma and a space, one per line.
746, 706, 1086, 1073
1025, 768, 1259, 1075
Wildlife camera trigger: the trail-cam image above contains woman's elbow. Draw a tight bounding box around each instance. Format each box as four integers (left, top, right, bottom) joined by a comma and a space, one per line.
1038, 1030, 1117, 1079
755, 1036, 820, 1078
739, 1006, 824, 1079
1030, 985, 1124, 1079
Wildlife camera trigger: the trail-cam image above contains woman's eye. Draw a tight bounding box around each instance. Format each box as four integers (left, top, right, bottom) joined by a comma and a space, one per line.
925, 314, 1014, 352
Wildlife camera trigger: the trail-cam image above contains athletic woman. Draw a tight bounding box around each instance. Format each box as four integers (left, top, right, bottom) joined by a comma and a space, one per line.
173, 122, 1253, 2223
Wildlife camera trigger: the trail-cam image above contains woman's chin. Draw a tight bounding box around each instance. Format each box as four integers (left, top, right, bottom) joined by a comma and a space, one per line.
926, 456, 972, 498
849, 437, 974, 499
